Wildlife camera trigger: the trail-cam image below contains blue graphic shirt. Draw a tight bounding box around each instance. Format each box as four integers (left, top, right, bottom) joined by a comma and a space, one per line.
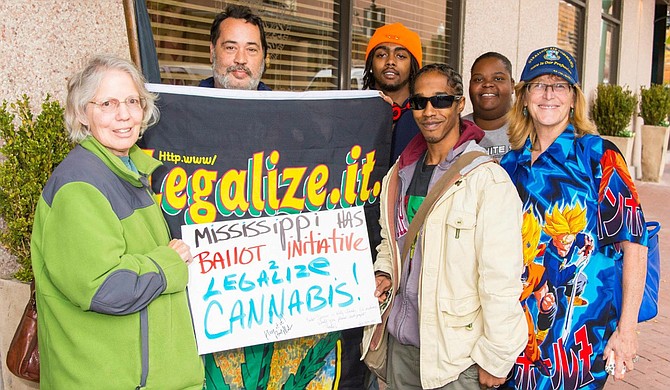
500, 126, 647, 390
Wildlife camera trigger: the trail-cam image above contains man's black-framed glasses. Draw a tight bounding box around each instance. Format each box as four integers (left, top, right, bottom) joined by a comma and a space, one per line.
409, 94, 463, 110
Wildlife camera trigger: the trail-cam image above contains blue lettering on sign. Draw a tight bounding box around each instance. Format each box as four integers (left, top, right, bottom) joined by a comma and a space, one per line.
202, 257, 356, 339
204, 299, 228, 339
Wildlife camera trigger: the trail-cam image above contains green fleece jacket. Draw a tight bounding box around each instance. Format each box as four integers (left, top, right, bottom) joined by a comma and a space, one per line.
31, 137, 203, 389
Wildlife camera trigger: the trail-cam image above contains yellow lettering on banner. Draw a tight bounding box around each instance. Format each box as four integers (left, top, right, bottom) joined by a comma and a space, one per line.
266, 151, 281, 211
163, 167, 188, 213
359, 151, 376, 202
189, 169, 218, 224
280, 167, 307, 211
305, 165, 329, 210
219, 170, 250, 214
343, 145, 362, 206
155, 147, 384, 219
250, 152, 265, 214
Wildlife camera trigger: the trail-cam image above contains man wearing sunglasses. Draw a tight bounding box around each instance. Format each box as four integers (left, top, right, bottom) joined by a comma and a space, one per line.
363, 23, 422, 166
363, 64, 526, 389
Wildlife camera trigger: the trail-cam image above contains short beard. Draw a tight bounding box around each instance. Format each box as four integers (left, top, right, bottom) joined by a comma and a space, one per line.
212, 57, 265, 90
423, 134, 447, 144
374, 76, 409, 94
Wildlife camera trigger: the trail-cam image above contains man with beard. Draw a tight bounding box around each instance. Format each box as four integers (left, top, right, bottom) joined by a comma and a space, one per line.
197, 6, 371, 390
463, 52, 514, 160
363, 23, 422, 166
200, 4, 270, 91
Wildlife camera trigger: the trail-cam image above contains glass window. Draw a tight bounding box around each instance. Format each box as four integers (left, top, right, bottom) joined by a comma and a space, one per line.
599, 0, 621, 84
147, 0, 341, 91
349, 0, 457, 89
557, 0, 585, 81
144, 0, 456, 91
601, 0, 621, 18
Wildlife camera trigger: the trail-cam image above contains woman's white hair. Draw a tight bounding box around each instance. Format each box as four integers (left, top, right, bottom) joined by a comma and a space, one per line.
64, 55, 159, 143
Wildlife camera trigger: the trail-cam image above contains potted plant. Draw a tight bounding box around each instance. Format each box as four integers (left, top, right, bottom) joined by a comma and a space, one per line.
591, 83, 638, 164
0, 95, 72, 389
639, 83, 670, 182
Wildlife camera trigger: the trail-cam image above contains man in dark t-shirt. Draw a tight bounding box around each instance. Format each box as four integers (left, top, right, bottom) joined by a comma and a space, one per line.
363, 23, 423, 166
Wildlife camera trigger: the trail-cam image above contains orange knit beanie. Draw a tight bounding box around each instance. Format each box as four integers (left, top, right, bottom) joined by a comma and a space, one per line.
365, 23, 423, 67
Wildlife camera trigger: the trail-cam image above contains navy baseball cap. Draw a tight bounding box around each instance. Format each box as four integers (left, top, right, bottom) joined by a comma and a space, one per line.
520, 47, 578, 85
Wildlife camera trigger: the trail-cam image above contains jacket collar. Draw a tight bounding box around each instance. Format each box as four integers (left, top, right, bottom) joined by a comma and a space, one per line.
397, 118, 485, 169
80, 136, 162, 187
517, 124, 575, 166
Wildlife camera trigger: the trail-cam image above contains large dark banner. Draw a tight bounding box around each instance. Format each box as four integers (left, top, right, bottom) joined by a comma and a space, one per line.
141, 86, 391, 240
139, 85, 391, 390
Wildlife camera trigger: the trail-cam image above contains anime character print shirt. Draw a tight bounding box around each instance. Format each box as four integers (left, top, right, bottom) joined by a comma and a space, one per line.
500, 126, 647, 390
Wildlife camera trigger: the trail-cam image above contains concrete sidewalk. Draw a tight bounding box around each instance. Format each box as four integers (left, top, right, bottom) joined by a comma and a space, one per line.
607, 164, 670, 389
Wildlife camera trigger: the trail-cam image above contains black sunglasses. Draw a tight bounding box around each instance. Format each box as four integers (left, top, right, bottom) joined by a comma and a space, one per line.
408, 94, 463, 110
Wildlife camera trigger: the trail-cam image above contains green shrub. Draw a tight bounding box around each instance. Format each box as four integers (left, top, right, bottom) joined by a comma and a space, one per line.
0, 95, 73, 281
591, 83, 638, 137
639, 84, 670, 126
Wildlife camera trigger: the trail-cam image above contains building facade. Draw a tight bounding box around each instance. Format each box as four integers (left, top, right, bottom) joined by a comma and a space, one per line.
0, 0, 667, 176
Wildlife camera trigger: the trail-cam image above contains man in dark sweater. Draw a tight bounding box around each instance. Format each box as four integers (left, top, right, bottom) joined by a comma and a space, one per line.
363, 23, 423, 166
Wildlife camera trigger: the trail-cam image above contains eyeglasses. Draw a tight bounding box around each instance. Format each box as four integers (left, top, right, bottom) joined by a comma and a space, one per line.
408, 94, 463, 110
89, 96, 146, 113
525, 82, 573, 96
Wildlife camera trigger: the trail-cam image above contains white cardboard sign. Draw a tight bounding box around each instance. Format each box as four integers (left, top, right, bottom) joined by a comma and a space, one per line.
182, 206, 381, 354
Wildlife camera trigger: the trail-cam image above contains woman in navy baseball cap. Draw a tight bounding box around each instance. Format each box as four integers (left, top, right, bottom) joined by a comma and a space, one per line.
499, 47, 648, 389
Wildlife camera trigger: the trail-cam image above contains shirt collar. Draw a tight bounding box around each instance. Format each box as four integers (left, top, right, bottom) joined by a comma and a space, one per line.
198, 77, 271, 91
518, 124, 576, 165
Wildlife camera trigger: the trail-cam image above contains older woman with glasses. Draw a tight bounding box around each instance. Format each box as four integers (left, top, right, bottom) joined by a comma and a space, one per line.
500, 47, 648, 389
31, 55, 203, 389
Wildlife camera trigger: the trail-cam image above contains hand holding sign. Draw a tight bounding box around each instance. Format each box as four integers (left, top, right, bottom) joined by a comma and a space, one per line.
168, 239, 193, 265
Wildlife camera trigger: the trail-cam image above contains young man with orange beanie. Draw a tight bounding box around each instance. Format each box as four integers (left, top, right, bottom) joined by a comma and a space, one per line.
364, 23, 423, 166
